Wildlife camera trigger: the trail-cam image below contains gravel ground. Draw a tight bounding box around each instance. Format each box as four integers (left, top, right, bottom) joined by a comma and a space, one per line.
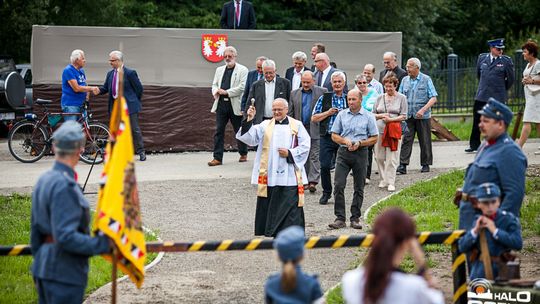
84, 169, 443, 303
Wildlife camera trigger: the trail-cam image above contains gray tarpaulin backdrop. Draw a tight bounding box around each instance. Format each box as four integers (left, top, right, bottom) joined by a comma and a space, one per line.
31, 25, 401, 151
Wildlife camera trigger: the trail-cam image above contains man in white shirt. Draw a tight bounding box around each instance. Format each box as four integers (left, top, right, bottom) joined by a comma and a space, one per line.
285, 51, 308, 91
363, 64, 383, 94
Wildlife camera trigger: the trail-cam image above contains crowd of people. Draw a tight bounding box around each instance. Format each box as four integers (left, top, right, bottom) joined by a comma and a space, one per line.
32, 34, 538, 303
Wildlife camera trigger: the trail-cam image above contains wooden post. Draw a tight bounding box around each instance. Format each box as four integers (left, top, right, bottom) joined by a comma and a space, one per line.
479, 229, 494, 280
112, 245, 118, 304
511, 111, 523, 140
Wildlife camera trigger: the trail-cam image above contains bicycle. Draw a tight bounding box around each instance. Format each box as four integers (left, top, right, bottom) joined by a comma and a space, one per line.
7, 99, 110, 164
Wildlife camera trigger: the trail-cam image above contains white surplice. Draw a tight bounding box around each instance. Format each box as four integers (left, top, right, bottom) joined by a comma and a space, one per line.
236, 117, 311, 187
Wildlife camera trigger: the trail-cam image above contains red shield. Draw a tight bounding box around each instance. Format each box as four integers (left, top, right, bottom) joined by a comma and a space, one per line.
201, 34, 229, 63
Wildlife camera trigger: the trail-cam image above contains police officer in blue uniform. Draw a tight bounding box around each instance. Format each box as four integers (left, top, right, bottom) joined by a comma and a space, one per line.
458, 183, 523, 280
456, 98, 527, 231
466, 38, 515, 153
31, 121, 111, 304
265, 226, 323, 304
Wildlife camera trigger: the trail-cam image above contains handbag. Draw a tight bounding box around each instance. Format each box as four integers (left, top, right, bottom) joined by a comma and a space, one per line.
382, 94, 409, 135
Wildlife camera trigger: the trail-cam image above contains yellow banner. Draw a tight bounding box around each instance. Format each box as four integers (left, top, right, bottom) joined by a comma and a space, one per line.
93, 96, 146, 288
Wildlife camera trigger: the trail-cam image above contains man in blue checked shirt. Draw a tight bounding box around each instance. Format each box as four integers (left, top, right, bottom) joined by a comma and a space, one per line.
312, 71, 348, 205
397, 57, 438, 175
328, 89, 378, 229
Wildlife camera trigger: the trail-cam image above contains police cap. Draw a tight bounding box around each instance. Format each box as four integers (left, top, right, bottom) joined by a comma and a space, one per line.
274, 226, 305, 262
475, 183, 501, 202
52, 121, 85, 152
487, 38, 505, 49
478, 97, 513, 126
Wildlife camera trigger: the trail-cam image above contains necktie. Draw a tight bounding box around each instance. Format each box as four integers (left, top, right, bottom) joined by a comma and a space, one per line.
235, 1, 240, 27
317, 71, 322, 86
258, 73, 262, 80
112, 69, 117, 97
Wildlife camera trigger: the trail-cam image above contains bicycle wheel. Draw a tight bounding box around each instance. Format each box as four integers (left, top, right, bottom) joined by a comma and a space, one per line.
8, 121, 49, 163
80, 122, 110, 165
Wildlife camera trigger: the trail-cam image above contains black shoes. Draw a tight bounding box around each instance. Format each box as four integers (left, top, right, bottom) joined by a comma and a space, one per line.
396, 164, 407, 175
465, 147, 477, 153
328, 220, 346, 229
421, 165, 430, 173
139, 152, 147, 161
319, 193, 331, 205
350, 219, 362, 229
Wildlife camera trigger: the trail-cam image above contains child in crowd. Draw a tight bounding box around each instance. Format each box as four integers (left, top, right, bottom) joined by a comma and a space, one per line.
264, 226, 323, 304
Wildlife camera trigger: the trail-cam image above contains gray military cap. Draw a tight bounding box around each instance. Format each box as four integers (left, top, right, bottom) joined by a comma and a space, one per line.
52, 121, 85, 152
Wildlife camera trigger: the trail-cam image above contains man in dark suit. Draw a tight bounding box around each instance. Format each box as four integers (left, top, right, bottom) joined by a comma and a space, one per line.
288, 70, 327, 192
313, 53, 348, 93
241, 56, 267, 112
98, 50, 146, 161
466, 38, 515, 153
310, 42, 325, 71
247, 59, 291, 124
285, 51, 309, 91
379, 51, 407, 86
220, 0, 256, 29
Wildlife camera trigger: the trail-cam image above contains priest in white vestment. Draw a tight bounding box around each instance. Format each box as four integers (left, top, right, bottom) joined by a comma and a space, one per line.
237, 98, 311, 237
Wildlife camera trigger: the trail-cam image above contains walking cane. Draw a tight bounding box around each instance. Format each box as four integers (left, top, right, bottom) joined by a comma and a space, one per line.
479, 228, 494, 280
511, 104, 524, 140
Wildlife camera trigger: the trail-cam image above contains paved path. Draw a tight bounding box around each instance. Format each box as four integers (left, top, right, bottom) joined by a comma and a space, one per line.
1, 139, 539, 303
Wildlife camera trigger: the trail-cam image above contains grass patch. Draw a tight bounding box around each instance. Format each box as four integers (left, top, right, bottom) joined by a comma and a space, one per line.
437, 119, 540, 142
327, 169, 540, 303
0, 194, 159, 303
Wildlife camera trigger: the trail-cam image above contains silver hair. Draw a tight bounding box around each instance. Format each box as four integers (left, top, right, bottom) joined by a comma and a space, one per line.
331, 71, 346, 82
292, 51, 307, 61
256, 56, 268, 62
273, 98, 289, 108
262, 59, 276, 70
70, 49, 84, 64
408, 57, 422, 69
109, 50, 123, 62
224, 46, 238, 56
301, 70, 314, 78
354, 74, 367, 82
383, 51, 398, 61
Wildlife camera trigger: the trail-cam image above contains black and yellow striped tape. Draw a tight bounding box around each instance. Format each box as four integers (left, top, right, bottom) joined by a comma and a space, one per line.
0, 230, 465, 256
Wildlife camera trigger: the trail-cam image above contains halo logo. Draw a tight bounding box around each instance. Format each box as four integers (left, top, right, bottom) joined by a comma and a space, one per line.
467, 278, 531, 304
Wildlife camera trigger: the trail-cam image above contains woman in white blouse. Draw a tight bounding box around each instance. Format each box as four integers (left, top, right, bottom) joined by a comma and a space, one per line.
341, 208, 444, 304
517, 40, 540, 150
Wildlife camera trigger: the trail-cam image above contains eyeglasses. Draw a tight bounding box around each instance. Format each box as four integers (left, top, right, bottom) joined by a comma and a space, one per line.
109, 59, 119, 62
357, 81, 367, 84
383, 61, 391, 64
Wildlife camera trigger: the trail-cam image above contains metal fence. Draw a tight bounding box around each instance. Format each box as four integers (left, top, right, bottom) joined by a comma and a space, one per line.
428, 51, 526, 114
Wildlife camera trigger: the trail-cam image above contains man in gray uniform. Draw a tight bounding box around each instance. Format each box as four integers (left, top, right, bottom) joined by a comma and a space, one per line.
466, 38, 515, 153
31, 121, 111, 304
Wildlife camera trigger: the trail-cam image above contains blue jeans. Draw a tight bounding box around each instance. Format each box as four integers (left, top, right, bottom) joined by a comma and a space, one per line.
62, 105, 83, 122
320, 134, 339, 195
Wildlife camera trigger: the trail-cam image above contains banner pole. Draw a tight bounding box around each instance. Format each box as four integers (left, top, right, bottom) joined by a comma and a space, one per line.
112, 245, 118, 304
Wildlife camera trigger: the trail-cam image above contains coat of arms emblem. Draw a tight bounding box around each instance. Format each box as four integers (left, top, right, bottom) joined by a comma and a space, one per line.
201, 34, 229, 63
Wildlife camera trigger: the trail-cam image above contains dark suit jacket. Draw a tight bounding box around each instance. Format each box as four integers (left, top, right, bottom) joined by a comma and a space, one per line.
314, 67, 348, 93
220, 1, 256, 29
284, 66, 308, 90
475, 53, 515, 102
288, 85, 327, 138
99, 67, 143, 115
247, 77, 291, 124
379, 66, 407, 86
241, 69, 262, 111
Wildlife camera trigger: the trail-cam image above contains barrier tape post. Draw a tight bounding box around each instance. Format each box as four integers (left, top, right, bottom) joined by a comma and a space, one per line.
451, 243, 468, 304
1, 230, 467, 301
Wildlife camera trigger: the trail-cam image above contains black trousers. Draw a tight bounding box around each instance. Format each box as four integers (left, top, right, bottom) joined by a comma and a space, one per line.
400, 118, 433, 166
129, 113, 145, 155
213, 100, 247, 161
469, 100, 486, 150
366, 144, 374, 179
334, 146, 367, 221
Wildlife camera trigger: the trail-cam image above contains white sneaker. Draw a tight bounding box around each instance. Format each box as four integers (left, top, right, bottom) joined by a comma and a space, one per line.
378, 181, 387, 188
388, 185, 396, 192
365, 178, 371, 184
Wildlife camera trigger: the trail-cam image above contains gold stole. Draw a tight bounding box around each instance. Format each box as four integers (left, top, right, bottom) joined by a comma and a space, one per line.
257, 117, 305, 207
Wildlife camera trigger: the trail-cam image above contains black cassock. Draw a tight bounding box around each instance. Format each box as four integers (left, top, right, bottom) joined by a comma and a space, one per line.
255, 186, 305, 237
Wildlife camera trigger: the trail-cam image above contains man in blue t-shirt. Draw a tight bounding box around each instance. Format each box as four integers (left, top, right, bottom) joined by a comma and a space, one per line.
61, 49, 99, 121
